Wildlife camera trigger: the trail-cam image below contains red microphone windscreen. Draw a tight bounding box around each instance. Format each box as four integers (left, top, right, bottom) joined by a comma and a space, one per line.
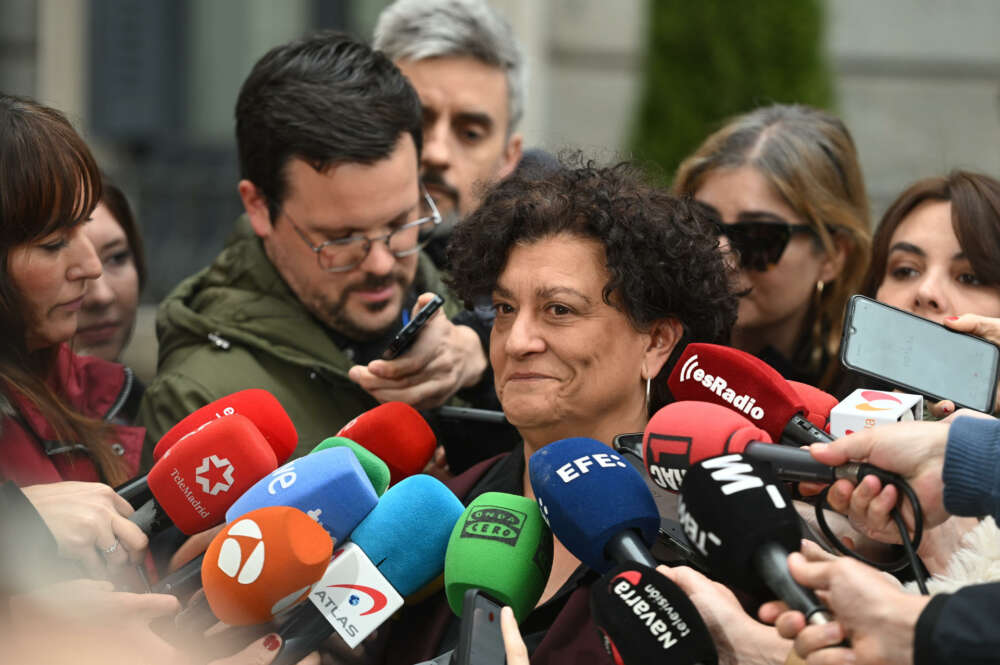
153, 389, 297, 464
336, 402, 435, 484
202, 506, 333, 625
785, 381, 837, 432
643, 401, 772, 493
149, 414, 278, 534
667, 343, 805, 441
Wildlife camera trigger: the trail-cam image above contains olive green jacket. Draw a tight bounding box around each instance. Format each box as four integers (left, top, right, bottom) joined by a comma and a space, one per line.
136, 218, 462, 470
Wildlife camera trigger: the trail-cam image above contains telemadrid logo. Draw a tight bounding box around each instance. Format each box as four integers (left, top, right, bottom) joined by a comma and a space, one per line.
196, 455, 235, 495
855, 390, 902, 412
677, 355, 765, 421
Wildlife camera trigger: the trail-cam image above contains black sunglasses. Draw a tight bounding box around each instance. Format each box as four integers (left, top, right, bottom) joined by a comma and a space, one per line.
713, 218, 817, 272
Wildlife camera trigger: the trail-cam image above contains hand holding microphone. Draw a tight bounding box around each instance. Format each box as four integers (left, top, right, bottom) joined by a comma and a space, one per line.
22, 481, 148, 578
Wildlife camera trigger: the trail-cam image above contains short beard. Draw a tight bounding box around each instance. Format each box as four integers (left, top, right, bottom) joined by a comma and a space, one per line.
323, 271, 410, 341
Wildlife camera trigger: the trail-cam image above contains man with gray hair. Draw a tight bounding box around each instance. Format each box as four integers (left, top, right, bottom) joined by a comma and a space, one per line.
374, 0, 525, 268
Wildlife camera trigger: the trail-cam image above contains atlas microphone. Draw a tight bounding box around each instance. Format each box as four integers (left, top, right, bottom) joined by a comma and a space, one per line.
129, 413, 278, 535
273, 474, 465, 665
667, 343, 833, 445
590, 563, 718, 665
529, 437, 660, 572
335, 402, 437, 484
642, 401, 869, 493
117, 389, 297, 506
678, 455, 836, 625
200, 505, 333, 625
156, 446, 380, 601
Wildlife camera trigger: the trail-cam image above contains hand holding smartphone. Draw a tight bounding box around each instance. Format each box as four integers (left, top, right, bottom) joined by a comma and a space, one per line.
382, 294, 445, 360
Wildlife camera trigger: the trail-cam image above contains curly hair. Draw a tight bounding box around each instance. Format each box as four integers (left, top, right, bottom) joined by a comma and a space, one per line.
447, 160, 738, 411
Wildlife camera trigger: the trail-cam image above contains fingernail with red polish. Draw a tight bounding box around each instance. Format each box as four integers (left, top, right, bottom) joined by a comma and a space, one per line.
264, 634, 281, 652
945, 316, 959, 321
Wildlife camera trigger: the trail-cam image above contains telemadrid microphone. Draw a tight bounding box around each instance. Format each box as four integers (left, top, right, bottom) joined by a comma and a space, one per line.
118, 390, 296, 506
129, 414, 278, 535
156, 446, 379, 599
273, 474, 465, 665
335, 402, 437, 484
785, 381, 837, 432
528, 437, 660, 572
152, 389, 297, 462
590, 562, 718, 665
201, 505, 333, 625
444, 492, 553, 624
678, 454, 836, 624
310, 436, 391, 496
642, 401, 867, 493
667, 343, 833, 445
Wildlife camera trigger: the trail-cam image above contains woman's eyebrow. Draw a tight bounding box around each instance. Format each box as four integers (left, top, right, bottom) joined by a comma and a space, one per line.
536, 286, 592, 304
888, 241, 925, 257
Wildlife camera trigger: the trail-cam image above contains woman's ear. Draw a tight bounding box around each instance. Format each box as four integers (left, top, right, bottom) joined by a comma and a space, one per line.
819, 232, 851, 283
643, 318, 684, 379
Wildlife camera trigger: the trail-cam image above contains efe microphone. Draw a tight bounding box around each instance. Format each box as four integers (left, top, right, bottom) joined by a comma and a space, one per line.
528, 437, 660, 572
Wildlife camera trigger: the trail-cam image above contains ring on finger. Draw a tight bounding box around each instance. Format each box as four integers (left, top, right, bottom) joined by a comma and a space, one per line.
100, 538, 120, 556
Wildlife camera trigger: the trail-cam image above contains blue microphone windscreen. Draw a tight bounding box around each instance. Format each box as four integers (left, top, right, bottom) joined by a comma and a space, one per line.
529, 437, 659, 573
350, 474, 464, 596
225, 447, 378, 545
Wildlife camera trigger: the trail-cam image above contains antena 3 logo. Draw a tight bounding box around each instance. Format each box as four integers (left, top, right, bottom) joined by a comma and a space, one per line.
460, 506, 526, 546
677, 355, 765, 421
196, 455, 236, 495
216, 519, 266, 584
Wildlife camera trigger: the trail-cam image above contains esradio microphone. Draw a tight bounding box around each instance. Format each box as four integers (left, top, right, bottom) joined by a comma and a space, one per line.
678, 455, 835, 625
667, 343, 833, 446
273, 474, 464, 665
118, 390, 296, 508
590, 563, 718, 665
129, 414, 278, 535
156, 446, 379, 601
445, 492, 552, 623
200, 506, 333, 625
642, 401, 866, 493
335, 402, 437, 484
528, 437, 660, 572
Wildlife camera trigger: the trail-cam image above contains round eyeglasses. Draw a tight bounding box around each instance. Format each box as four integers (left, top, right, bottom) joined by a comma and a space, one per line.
284, 185, 442, 273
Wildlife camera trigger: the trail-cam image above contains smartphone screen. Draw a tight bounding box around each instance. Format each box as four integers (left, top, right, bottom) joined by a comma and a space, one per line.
841, 295, 1000, 412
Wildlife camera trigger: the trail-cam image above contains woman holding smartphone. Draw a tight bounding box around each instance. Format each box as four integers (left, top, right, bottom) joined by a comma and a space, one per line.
673, 104, 872, 390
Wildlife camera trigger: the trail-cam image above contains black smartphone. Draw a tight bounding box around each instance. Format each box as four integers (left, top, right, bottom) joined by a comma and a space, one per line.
454, 589, 506, 665
382, 294, 445, 360
841, 295, 1000, 412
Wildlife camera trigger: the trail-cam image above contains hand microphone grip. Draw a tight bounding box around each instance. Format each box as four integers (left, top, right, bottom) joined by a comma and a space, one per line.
273, 606, 335, 665
129, 498, 172, 534
154, 554, 204, 599
753, 542, 832, 624
115, 475, 152, 508
743, 443, 863, 484
605, 530, 659, 570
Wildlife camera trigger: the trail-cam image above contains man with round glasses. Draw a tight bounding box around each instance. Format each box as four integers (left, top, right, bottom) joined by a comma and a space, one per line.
136, 32, 490, 464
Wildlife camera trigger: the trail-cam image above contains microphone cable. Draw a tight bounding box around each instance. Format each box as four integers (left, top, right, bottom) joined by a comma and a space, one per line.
812, 467, 929, 595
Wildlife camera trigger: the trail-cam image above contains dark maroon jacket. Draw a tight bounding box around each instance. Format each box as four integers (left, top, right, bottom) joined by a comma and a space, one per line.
382, 451, 614, 665
0, 344, 144, 485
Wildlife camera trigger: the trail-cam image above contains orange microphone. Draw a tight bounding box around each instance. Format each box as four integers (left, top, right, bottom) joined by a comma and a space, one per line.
202, 506, 333, 626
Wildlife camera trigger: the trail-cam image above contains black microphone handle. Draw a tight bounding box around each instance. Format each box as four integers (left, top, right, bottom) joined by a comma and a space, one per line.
273, 604, 336, 665
780, 413, 835, 446
115, 475, 153, 508
753, 541, 833, 625
154, 553, 205, 601
743, 442, 864, 484
606, 530, 659, 569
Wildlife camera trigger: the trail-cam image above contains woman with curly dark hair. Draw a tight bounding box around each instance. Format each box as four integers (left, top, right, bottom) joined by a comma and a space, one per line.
376, 160, 792, 664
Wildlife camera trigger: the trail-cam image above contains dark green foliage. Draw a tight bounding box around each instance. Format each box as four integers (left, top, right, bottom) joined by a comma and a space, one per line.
629, 0, 834, 182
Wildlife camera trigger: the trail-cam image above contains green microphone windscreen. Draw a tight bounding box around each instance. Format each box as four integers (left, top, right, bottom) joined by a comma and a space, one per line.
311, 437, 391, 496
444, 492, 552, 624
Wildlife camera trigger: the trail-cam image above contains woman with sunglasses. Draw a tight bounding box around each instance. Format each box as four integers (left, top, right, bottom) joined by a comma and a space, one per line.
674, 104, 872, 390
